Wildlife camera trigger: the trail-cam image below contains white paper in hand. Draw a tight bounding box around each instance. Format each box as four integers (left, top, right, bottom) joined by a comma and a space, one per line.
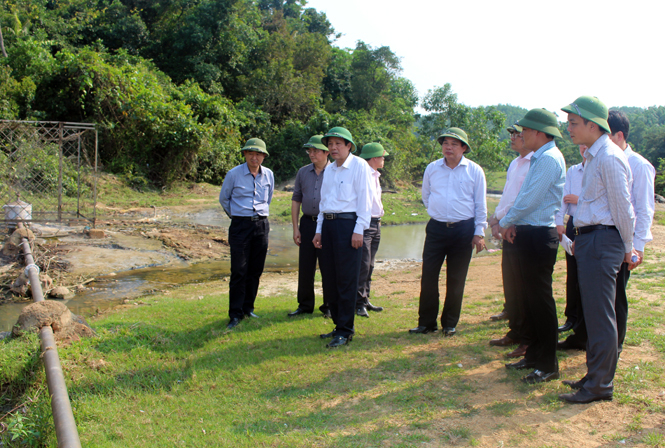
560, 234, 573, 256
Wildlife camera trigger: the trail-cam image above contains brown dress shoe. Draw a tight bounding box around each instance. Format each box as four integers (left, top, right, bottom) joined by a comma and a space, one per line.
489, 335, 518, 347
490, 311, 508, 321
506, 343, 528, 358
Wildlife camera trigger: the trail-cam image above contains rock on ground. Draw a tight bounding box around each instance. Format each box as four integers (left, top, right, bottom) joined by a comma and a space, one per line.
12, 300, 95, 343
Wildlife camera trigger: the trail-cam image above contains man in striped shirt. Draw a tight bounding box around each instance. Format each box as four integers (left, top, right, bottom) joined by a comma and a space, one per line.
559, 96, 635, 404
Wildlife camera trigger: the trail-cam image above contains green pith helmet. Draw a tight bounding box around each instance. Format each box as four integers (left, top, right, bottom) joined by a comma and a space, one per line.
359, 142, 389, 160
561, 96, 611, 134
517, 109, 562, 138
506, 121, 523, 133
241, 137, 269, 156
437, 127, 471, 153
320, 127, 357, 153
303, 135, 328, 152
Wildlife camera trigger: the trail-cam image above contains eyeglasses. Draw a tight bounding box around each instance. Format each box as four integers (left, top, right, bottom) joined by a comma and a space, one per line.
305, 148, 322, 154
509, 132, 522, 139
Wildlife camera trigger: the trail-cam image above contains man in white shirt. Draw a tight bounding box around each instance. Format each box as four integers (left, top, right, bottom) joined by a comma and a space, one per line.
409, 127, 487, 336
559, 96, 635, 404
356, 143, 389, 317
555, 145, 587, 347
313, 127, 373, 348
488, 123, 533, 358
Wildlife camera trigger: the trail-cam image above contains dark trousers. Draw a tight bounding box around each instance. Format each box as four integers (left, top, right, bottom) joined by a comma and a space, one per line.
319, 218, 362, 338
296, 215, 329, 313
564, 261, 630, 351
418, 218, 474, 329
357, 219, 381, 308
515, 226, 559, 373
575, 228, 625, 396
503, 240, 532, 344
564, 218, 583, 325
228, 218, 269, 319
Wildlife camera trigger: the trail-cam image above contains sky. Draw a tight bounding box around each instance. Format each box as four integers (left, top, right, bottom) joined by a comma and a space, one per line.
305, 0, 665, 116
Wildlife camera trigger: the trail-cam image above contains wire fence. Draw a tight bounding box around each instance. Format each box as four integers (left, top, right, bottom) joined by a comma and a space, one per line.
0, 120, 98, 227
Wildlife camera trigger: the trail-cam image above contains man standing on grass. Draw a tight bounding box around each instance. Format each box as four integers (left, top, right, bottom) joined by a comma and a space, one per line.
312, 127, 373, 348
559, 96, 635, 404
356, 142, 389, 318
409, 127, 487, 337
496, 109, 565, 384
219, 138, 274, 330
488, 122, 534, 359
288, 135, 331, 318
558, 110, 655, 356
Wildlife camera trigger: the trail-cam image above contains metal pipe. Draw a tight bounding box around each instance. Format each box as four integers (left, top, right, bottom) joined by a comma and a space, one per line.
39, 325, 82, 448
17, 223, 82, 448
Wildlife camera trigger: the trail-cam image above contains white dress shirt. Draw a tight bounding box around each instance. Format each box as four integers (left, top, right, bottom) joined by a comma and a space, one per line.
555, 162, 584, 226
422, 156, 488, 236
316, 154, 373, 235
573, 134, 635, 253
494, 152, 532, 220
625, 145, 656, 252
369, 167, 384, 218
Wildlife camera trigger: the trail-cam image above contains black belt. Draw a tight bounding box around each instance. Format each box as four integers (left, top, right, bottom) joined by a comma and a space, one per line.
434, 217, 473, 228
232, 215, 267, 221
302, 214, 318, 221
574, 225, 616, 236
371, 217, 381, 223
324, 212, 357, 220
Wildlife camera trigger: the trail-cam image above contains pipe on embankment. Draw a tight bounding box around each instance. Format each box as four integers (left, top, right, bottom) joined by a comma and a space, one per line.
18, 223, 82, 448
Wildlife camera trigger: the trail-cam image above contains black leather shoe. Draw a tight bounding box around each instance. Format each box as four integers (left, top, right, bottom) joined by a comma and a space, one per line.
366, 302, 384, 312
490, 310, 508, 321
522, 370, 559, 384
558, 321, 574, 333
408, 326, 437, 334
227, 318, 241, 329
288, 308, 311, 317
245, 312, 260, 318
320, 331, 335, 339
562, 376, 587, 390
505, 358, 536, 370
326, 335, 350, 348
443, 327, 456, 337
560, 389, 612, 404
322, 310, 331, 319
557, 339, 586, 351
356, 307, 369, 317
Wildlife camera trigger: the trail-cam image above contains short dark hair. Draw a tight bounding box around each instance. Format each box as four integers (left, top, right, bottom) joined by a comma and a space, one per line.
608, 110, 630, 140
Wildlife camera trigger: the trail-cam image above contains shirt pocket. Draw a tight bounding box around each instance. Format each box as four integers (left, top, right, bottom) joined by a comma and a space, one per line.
337, 181, 353, 203
255, 178, 271, 202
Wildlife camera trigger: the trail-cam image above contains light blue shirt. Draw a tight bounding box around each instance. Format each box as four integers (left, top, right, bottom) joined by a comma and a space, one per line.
219, 163, 274, 217
499, 141, 565, 228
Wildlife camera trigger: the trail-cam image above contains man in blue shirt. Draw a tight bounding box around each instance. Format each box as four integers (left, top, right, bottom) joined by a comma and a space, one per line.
219, 138, 274, 330
497, 109, 565, 384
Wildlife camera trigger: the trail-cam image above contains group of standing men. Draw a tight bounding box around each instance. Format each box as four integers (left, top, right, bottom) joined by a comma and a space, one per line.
220, 127, 388, 349
219, 95, 655, 404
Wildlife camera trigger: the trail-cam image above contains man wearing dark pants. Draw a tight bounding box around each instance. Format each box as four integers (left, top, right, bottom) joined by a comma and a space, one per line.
555, 145, 587, 349
559, 96, 635, 404
497, 109, 565, 384
313, 127, 372, 348
219, 138, 274, 330
410, 128, 487, 337
288, 135, 330, 318
356, 142, 389, 318
488, 122, 533, 358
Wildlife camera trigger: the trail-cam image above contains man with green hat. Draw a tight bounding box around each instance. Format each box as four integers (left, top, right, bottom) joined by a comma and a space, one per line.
410, 127, 487, 337
496, 109, 565, 384
487, 121, 534, 359
356, 142, 389, 318
219, 138, 274, 330
312, 127, 373, 348
288, 135, 331, 318
558, 97, 635, 404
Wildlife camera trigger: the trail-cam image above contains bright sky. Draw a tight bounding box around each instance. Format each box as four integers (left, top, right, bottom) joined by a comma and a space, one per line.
306, 0, 664, 116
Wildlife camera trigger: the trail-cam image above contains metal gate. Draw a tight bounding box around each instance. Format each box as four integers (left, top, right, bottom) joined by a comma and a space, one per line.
0, 120, 98, 226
